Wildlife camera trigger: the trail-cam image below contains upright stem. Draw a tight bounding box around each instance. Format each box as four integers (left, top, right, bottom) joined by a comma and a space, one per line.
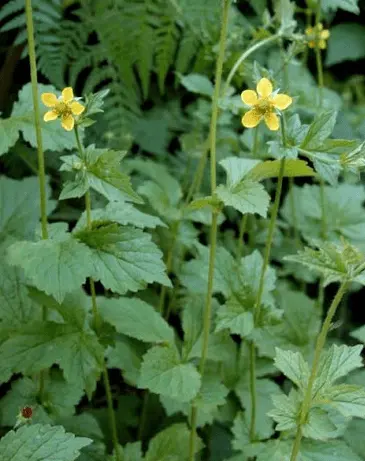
75, 128, 121, 461
188, 1, 230, 459
249, 121, 287, 440
290, 280, 349, 461
25, 0, 48, 241
25, 0, 49, 401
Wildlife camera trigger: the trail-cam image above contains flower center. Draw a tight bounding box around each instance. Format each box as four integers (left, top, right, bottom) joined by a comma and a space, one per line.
55, 101, 72, 117
256, 98, 273, 115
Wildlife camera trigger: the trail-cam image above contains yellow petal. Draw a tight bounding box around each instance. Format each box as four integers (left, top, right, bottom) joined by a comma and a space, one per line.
319, 40, 327, 49
241, 90, 258, 106
70, 101, 85, 115
44, 110, 58, 122
256, 78, 273, 98
241, 109, 262, 128
317, 23, 323, 31
61, 114, 75, 131
321, 29, 330, 39
264, 112, 279, 131
62, 87, 74, 103
308, 40, 316, 48
41, 93, 58, 107
271, 93, 292, 110
305, 27, 313, 36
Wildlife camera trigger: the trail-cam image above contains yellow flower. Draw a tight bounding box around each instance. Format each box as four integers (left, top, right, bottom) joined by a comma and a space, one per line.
305, 23, 330, 50
241, 78, 292, 131
41, 87, 85, 131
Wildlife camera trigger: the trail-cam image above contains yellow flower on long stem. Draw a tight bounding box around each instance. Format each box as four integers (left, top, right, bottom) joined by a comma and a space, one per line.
241, 77, 292, 131
41, 87, 85, 131
305, 23, 330, 50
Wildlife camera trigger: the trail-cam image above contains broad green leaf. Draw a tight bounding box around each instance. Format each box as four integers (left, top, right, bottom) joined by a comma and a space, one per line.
0, 424, 91, 461
7, 235, 93, 303
0, 320, 104, 395
75, 223, 171, 295
219, 158, 261, 186
0, 116, 20, 156
351, 325, 365, 343
145, 423, 202, 461
300, 111, 337, 151
303, 407, 340, 440
106, 336, 145, 386
322, 0, 359, 13
11, 83, 77, 152
138, 344, 201, 402
274, 348, 310, 389
215, 298, 254, 337
326, 24, 365, 66
345, 419, 365, 459
0, 240, 41, 326
247, 160, 315, 181
257, 439, 362, 461
284, 240, 365, 286
99, 297, 174, 344
179, 73, 214, 97
231, 412, 263, 458
0, 176, 55, 240
75, 202, 165, 230
281, 184, 365, 250
0, 372, 83, 426
216, 180, 270, 217
325, 384, 365, 418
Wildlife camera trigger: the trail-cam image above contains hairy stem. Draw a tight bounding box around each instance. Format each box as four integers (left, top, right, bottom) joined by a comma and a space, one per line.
188, 1, 230, 459
25, 0, 49, 401
290, 280, 349, 461
75, 127, 121, 461
249, 121, 287, 440
237, 214, 248, 261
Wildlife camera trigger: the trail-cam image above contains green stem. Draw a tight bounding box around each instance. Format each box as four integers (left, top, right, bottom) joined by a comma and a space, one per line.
25, 0, 48, 241
188, 1, 230, 459
76, 129, 121, 461
223, 34, 281, 95
314, 0, 324, 106
25, 0, 49, 402
290, 280, 349, 461
185, 139, 210, 203
249, 121, 287, 440
289, 178, 301, 249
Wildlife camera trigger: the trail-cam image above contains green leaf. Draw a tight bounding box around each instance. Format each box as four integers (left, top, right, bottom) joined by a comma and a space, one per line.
75, 223, 171, 295
322, 0, 360, 13
0, 116, 20, 156
274, 348, 310, 389
351, 325, 365, 343
0, 319, 104, 395
0, 424, 91, 461
179, 73, 214, 97
216, 180, 270, 217
99, 297, 174, 344
303, 407, 340, 440
138, 344, 201, 403
106, 336, 145, 386
145, 423, 202, 461
284, 239, 365, 286
0, 176, 55, 240
268, 390, 300, 432
247, 159, 315, 181
300, 111, 337, 151
325, 384, 365, 418
7, 235, 93, 303
0, 372, 83, 427
75, 202, 165, 230
313, 344, 363, 392
326, 24, 365, 66
215, 298, 254, 338
11, 83, 77, 152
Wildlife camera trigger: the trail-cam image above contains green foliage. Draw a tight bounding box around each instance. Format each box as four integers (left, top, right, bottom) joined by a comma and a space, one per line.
326, 23, 365, 66
0, 423, 91, 461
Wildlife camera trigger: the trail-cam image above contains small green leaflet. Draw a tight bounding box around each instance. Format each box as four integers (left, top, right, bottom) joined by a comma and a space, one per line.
284, 239, 365, 286
106, 336, 145, 386
99, 297, 174, 344
138, 344, 201, 403
75, 223, 171, 294
274, 348, 310, 390
179, 73, 214, 97
0, 117, 20, 156
322, 0, 360, 13
300, 111, 337, 151
7, 235, 93, 303
0, 424, 91, 461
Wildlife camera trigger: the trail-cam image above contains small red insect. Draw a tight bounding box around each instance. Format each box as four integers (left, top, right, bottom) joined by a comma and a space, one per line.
21, 406, 33, 419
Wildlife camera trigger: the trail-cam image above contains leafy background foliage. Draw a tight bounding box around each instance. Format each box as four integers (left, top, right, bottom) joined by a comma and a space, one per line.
1, 0, 365, 460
